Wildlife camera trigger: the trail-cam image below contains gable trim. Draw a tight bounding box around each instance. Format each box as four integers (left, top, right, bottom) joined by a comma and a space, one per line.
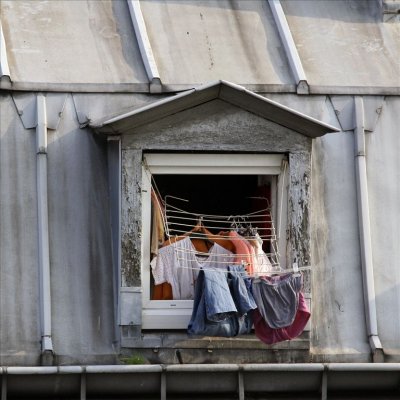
91, 80, 339, 138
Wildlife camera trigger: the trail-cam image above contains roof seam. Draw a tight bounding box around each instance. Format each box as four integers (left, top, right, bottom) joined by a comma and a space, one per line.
0, 21, 11, 79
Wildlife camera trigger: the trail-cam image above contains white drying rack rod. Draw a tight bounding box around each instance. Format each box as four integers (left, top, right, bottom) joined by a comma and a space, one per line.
162, 196, 281, 269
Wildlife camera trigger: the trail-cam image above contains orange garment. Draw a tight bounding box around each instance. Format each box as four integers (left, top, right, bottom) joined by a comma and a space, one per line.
161, 224, 234, 253
151, 190, 165, 256
219, 231, 254, 274
152, 283, 173, 300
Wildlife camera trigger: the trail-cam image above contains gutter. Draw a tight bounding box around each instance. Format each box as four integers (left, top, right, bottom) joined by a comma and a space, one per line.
354, 96, 384, 362
1, 363, 399, 399
36, 93, 55, 365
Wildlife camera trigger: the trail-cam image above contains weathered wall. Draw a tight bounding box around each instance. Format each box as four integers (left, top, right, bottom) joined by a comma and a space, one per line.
0, 94, 116, 365
366, 96, 400, 362
47, 95, 116, 364
1, 92, 399, 365
311, 131, 371, 362
312, 98, 400, 362
268, 93, 400, 362
121, 99, 311, 152
0, 93, 40, 365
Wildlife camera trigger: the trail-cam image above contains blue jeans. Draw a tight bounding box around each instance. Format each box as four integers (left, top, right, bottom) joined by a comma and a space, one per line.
188, 266, 256, 337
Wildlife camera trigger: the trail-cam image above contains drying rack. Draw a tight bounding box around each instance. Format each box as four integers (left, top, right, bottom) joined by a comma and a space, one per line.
161, 195, 282, 272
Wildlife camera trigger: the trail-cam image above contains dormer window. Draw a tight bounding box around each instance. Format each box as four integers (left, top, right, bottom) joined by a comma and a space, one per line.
91, 81, 338, 350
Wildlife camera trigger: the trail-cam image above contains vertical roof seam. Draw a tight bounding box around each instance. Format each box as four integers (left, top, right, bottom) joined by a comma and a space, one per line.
0, 21, 11, 80
127, 0, 162, 93
267, 0, 309, 94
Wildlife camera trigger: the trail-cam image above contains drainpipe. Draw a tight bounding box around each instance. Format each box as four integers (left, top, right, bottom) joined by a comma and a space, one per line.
354, 96, 384, 363
36, 93, 54, 365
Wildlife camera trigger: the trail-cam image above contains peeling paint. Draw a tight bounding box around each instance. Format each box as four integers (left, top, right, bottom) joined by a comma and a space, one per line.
121, 149, 143, 287
287, 152, 312, 294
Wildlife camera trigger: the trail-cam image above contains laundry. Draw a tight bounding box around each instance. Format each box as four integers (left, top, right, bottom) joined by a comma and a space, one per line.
251, 273, 302, 329
251, 291, 311, 345
149, 200, 310, 344
151, 236, 233, 300
188, 265, 256, 337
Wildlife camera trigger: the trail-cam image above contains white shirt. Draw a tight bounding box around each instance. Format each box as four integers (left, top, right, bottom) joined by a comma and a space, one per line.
151, 237, 233, 300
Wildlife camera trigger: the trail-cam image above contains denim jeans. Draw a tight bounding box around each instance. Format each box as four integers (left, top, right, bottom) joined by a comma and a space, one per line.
188, 266, 256, 337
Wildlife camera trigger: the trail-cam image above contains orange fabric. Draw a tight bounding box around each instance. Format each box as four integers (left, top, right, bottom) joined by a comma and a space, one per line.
152, 282, 173, 300
161, 224, 234, 253
151, 190, 165, 256
219, 231, 254, 274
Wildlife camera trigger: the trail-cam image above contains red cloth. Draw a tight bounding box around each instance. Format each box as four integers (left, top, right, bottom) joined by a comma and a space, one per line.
252, 291, 310, 344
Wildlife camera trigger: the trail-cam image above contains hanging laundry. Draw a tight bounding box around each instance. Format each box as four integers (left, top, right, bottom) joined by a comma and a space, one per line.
251, 273, 302, 329
151, 237, 233, 300
251, 291, 310, 345
188, 265, 256, 337
150, 193, 311, 344
150, 189, 165, 257
247, 232, 274, 275
219, 231, 254, 273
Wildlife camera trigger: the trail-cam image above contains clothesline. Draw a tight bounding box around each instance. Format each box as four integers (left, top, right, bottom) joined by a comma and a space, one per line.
174, 262, 311, 276
165, 203, 272, 219
165, 211, 274, 223
173, 247, 279, 261
164, 230, 278, 240
164, 216, 271, 230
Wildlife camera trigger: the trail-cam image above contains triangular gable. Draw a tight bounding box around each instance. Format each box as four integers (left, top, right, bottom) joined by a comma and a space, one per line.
91, 80, 339, 138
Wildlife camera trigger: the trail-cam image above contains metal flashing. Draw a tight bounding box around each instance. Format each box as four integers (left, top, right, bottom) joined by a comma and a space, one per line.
127, 0, 162, 93
378, 0, 400, 22
11, 93, 68, 131
91, 80, 339, 138
363, 96, 385, 132
330, 96, 355, 132
45, 93, 68, 131
11, 93, 37, 129
268, 0, 309, 94
330, 95, 386, 133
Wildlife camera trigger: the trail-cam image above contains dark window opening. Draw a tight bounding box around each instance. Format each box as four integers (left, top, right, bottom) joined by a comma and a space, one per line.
153, 174, 273, 245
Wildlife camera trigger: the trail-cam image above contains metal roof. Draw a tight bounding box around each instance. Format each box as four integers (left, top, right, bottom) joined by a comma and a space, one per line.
0, 0, 398, 94
91, 80, 340, 137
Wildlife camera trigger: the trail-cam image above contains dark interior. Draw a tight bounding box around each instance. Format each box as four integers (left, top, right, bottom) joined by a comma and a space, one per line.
153, 174, 271, 235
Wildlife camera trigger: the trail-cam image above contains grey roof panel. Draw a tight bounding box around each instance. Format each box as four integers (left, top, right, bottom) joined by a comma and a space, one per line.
1, 0, 398, 94
282, 0, 400, 93
140, 0, 294, 89
1, 0, 148, 89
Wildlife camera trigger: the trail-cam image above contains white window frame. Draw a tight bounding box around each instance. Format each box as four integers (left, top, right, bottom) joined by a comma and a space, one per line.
141, 153, 286, 329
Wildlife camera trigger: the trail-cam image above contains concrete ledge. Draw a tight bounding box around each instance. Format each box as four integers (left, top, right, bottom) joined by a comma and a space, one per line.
120, 332, 311, 364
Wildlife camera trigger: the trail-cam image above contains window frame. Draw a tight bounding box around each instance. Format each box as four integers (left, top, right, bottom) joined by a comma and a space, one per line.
141, 153, 287, 329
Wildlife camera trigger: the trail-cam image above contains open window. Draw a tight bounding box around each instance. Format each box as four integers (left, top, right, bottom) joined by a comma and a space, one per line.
141, 153, 288, 329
